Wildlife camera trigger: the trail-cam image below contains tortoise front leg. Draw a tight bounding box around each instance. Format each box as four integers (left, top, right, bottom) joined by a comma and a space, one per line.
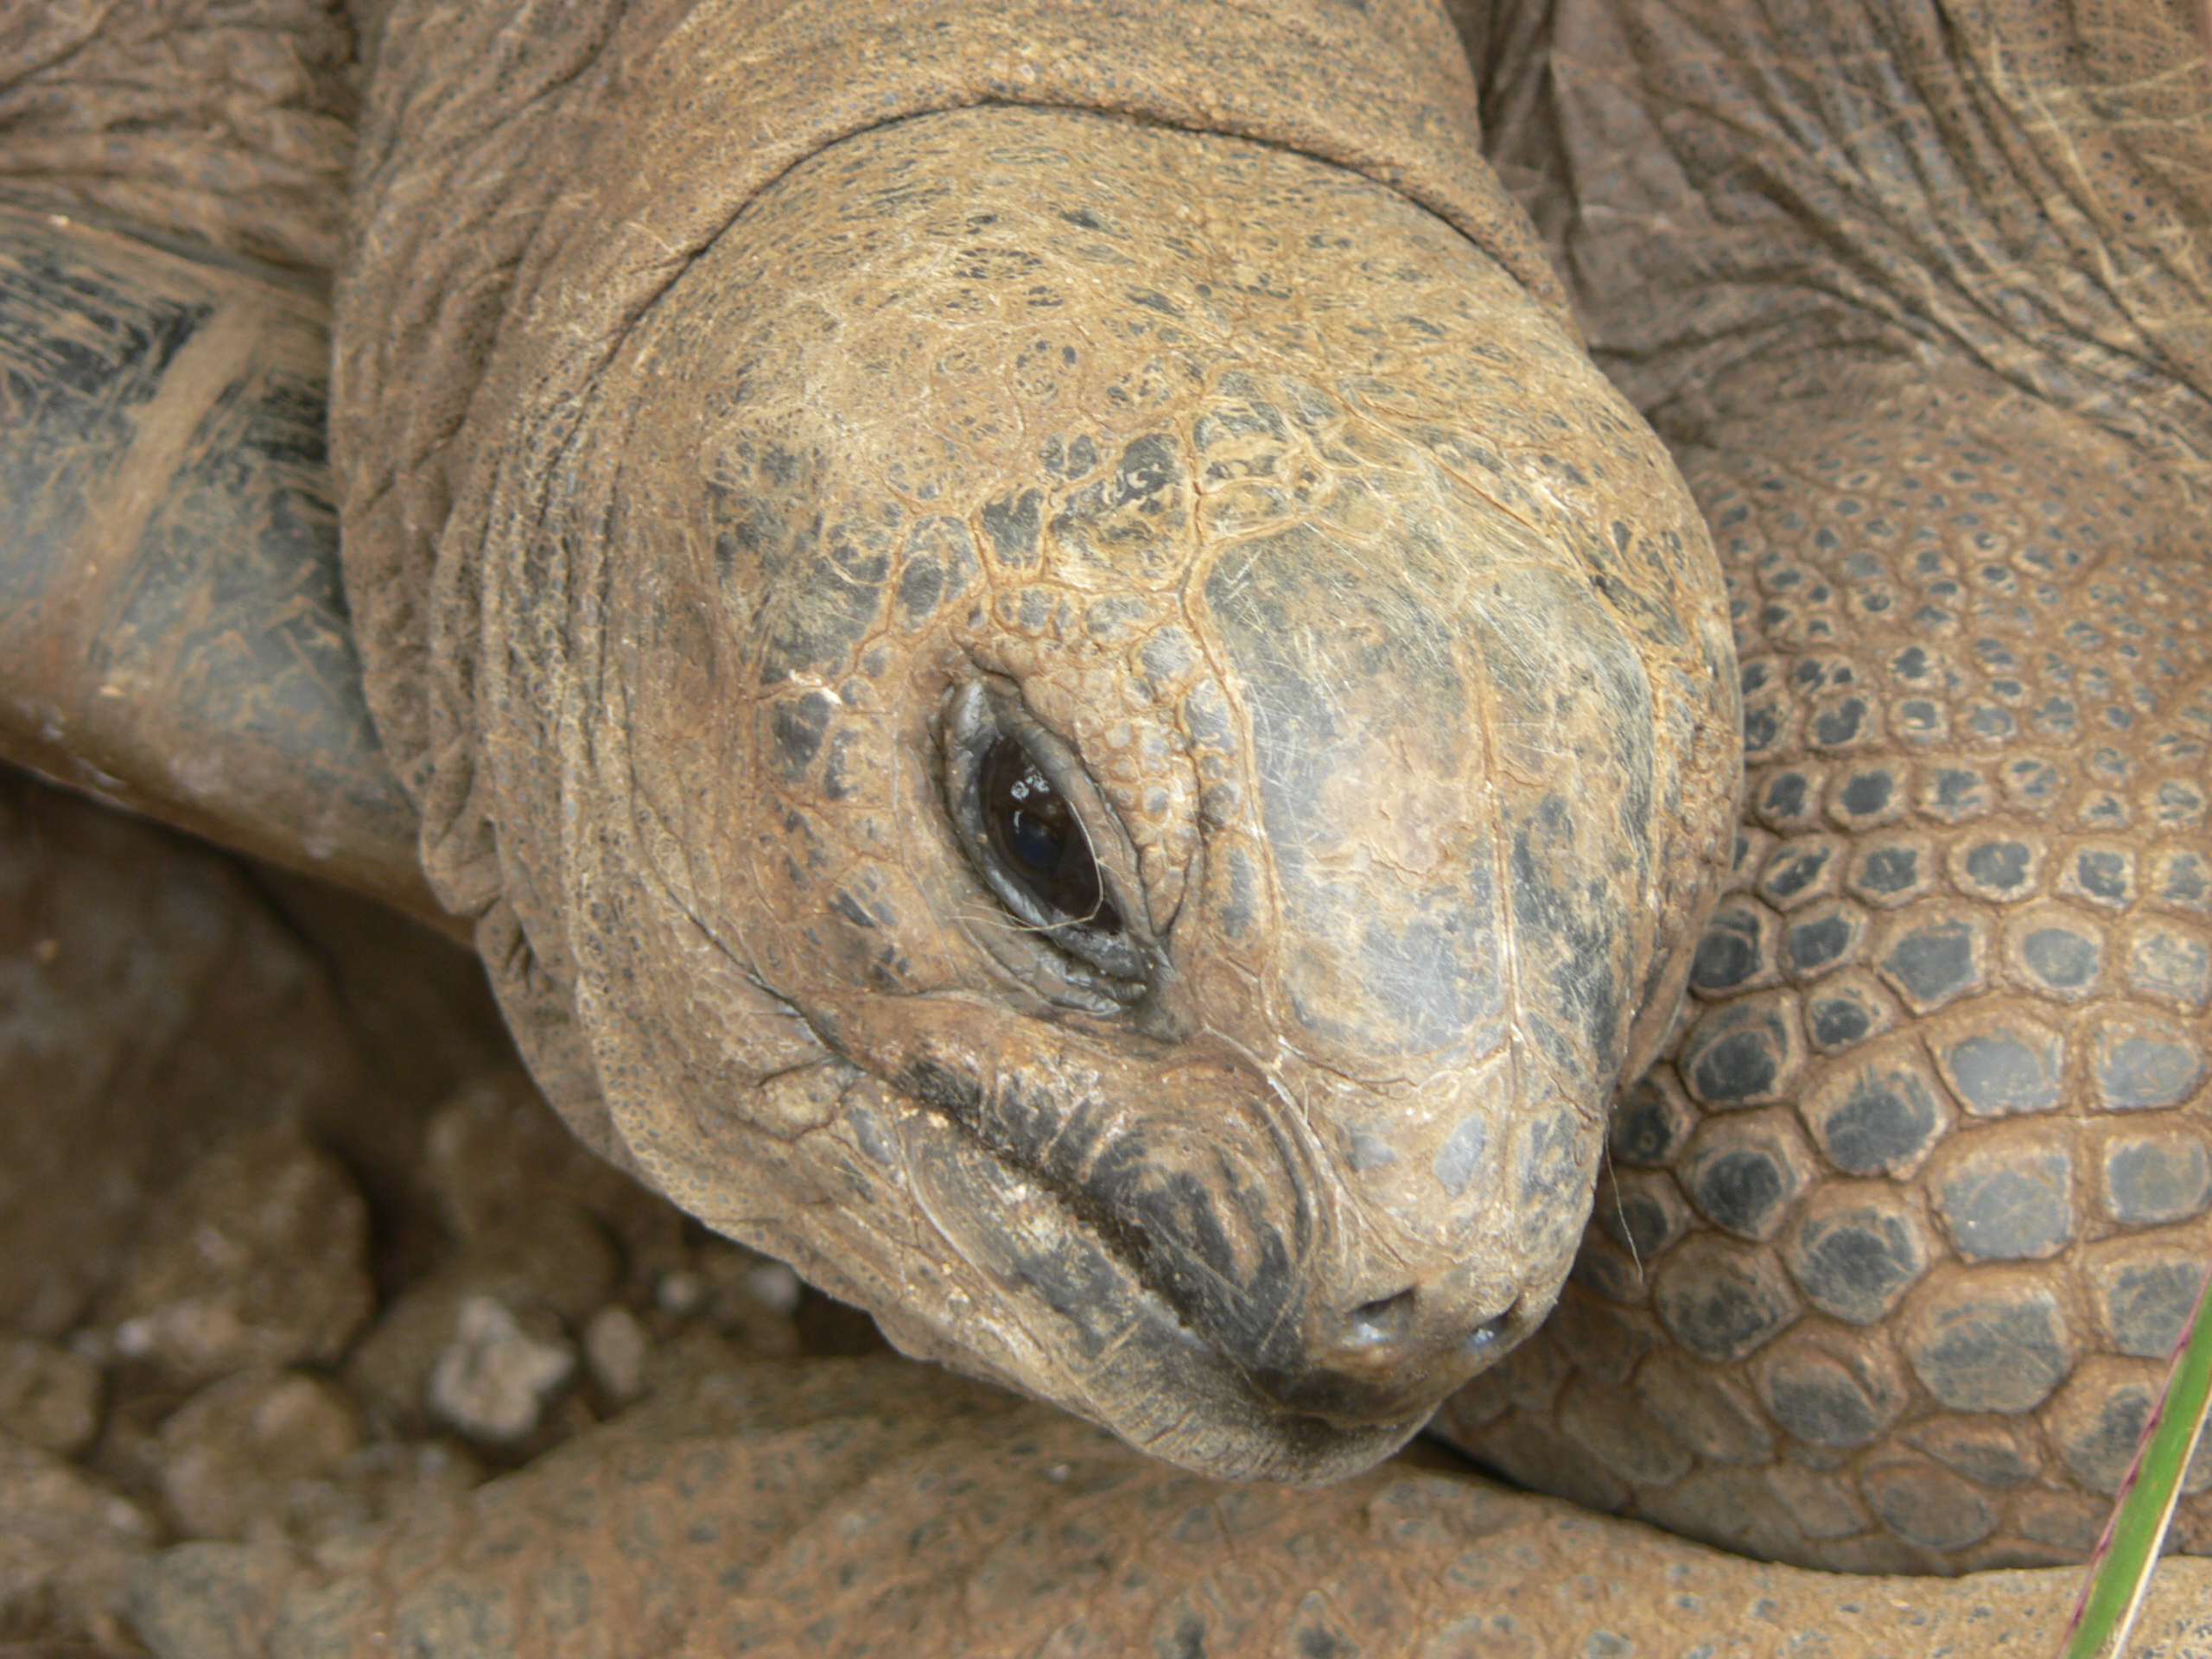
0, 198, 443, 927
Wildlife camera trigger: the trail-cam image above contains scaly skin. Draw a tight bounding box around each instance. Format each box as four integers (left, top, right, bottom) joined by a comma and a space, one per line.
5, 0, 2209, 1607
124, 1355, 2212, 1657
1436, 0, 2212, 1571
334, 3, 1738, 1482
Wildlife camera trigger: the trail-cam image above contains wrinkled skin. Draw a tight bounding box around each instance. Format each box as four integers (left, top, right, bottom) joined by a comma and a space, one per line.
500, 108, 1737, 1481
8, 0, 2212, 1592
0, 0, 1743, 1488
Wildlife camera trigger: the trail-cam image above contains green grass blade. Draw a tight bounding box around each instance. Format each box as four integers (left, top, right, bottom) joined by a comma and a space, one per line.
2058, 1259, 2212, 1659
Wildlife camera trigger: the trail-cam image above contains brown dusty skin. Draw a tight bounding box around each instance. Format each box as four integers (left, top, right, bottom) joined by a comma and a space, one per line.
0, 1, 352, 274
0, 195, 442, 925
111, 1364, 2212, 1659
3, 0, 2212, 1637
335, 0, 1739, 1484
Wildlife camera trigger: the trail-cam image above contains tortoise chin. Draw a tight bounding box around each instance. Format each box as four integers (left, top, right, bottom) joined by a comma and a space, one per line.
460, 106, 1740, 1482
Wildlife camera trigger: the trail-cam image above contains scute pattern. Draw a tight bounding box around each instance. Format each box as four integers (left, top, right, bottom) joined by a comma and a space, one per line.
1441, 375, 2212, 1572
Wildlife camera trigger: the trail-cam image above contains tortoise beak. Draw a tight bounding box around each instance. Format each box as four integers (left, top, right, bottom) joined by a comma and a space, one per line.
878, 1004, 1577, 1447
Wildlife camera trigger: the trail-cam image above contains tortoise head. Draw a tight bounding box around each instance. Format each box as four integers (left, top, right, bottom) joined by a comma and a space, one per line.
479, 105, 1739, 1481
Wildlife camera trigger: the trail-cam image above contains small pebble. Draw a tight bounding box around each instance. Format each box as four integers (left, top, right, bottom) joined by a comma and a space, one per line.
0, 1429, 157, 1647
656, 1268, 709, 1318
0, 1337, 101, 1456
151, 1369, 363, 1542
424, 1072, 687, 1281
342, 1207, 614, 1435
97, 1124, 373, 1388
584, 1306, 650, 1404
429, 1296, 576, 1444
746, 1262, 804, 1315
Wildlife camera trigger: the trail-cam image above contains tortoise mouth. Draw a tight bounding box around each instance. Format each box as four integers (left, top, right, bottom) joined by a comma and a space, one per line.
876, 1070, 1448, 1483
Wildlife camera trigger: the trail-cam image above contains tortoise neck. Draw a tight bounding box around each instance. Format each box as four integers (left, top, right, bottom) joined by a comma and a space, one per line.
1481, 0, 2212, 485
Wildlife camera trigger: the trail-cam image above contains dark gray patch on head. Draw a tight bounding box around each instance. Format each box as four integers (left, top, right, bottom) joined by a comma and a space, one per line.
829, 890, 876, 930
1180, 677, 1235, 748
936, 1067, 1306, 1382
1040, 432, 1100, 479
1220, 845, 1259, 941
1201, 524, 1503, 1060
1084, 594, 1151, 642
1508, 801, 1628, 1077
1049, 434, 1189, 571
771, 691, 835, 782
709, 454, 889, 683
1112, 433, 1180, 502
1193, 386, 1290, 453
899, 516, 976, 621
1138, 627, 1195, 680
1517, 1107, 1583, 1212
1346, 1128, 1396, 1172
980, 487, 1044, 563
1433, 1115, 1488, 1198
895, 555, 945, 622
1007, 586, 1055, 633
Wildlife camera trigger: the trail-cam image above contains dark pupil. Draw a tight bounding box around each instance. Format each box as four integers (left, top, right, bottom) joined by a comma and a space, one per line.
980, 735, 1119, 930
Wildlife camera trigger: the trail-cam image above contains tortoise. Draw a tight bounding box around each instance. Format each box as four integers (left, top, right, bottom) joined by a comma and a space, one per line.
1, 0, 2208, 1599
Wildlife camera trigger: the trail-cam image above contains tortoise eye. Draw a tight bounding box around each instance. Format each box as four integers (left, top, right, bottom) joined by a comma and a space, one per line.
980, 734, 1122, 932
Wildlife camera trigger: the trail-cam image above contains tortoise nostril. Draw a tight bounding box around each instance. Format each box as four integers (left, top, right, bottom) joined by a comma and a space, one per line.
1345, 1288, 1418, 1346
1459, 1301, 1516, 1359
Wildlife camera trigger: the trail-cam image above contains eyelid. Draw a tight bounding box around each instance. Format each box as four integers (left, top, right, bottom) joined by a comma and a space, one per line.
940, 678, 1156, 995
